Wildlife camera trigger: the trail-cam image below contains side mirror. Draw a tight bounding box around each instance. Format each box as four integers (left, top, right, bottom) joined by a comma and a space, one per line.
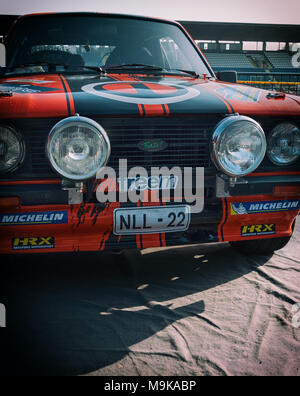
0, 43, 6, 68
216, 70, 237, 84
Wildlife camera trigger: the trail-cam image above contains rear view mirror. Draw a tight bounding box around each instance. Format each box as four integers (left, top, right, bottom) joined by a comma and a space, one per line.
0, 43, 6, 67
216, 70, 237, 84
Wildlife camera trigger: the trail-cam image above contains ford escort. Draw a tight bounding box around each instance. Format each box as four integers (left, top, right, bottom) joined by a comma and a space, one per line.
0, 13, 299, 254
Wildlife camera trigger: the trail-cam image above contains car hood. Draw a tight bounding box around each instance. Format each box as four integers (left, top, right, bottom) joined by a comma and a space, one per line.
0, 73, 299, 119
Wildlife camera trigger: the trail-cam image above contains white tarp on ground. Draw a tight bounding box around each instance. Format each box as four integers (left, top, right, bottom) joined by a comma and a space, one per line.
2, 219, 300, 376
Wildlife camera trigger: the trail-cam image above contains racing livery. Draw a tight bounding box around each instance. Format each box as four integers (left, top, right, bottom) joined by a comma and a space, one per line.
0, 13, 299, 255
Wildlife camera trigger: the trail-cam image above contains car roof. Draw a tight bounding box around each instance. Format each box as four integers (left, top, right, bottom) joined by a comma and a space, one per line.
17, 12, 181, 27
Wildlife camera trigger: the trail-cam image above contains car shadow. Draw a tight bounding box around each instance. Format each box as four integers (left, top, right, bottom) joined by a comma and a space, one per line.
0, 243, 272, 376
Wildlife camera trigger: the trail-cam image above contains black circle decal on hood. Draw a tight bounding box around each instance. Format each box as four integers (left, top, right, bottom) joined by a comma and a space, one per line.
81, 81, 200, 105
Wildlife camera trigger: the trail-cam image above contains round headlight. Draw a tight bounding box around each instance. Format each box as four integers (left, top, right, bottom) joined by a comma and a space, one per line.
0, 126, 25, 174
47, 116, 111, 180
267, 123, 300, 166
212, 116, 266, 177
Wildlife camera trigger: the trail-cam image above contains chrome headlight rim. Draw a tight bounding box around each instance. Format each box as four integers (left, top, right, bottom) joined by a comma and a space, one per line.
47, 115, 111, 181
267, 122, 300, 167
0, 125, 26, 174
211, 115, 267, 177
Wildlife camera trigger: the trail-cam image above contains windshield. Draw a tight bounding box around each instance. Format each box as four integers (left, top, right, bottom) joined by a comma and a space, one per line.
5, 14, 212, 76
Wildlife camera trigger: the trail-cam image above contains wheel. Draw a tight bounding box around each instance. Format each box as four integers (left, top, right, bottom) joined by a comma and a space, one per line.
230, 221, 295, 255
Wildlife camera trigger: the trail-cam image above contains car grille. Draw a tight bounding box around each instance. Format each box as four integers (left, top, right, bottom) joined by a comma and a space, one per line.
3, 116, 221, 180
102, 116, 218, 170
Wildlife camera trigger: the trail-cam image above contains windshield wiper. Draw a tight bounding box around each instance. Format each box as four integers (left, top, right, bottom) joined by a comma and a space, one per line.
74, 65, 107, 74
104, 65, 201, 78
6, 62, 205, 79
169, 69, 200, 78
8, 61, 69, 72
103, 64, 164, 72
95, 64, 203, 78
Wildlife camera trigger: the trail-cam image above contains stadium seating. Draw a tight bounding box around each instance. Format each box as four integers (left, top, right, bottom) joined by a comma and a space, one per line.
204, 53, 255, 70
202, 50, 299, 78
265, 52, 293, 69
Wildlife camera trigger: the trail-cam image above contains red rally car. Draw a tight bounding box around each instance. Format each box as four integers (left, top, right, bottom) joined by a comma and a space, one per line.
0, 12, 299, 255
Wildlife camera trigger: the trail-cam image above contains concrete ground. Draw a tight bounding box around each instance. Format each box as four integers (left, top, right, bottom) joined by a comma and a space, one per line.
0, 219, 299, 376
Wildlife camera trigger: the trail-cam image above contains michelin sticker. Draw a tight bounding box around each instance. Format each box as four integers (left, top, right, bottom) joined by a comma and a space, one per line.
0, 211, 68, 226
231, 200, 300, 215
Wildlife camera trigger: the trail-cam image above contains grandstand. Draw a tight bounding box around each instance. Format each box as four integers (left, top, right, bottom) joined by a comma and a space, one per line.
265, 52, 295, 71
180, 21, 300, 95
202, 50, 297, 74
204, 53, 256, 72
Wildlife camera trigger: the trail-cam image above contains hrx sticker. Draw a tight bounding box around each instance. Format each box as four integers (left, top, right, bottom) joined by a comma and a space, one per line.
241, 224, 276, 237
12, 237, 55, 250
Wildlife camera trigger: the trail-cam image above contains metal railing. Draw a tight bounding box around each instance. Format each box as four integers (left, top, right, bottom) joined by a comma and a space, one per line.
237, 72, 300, 96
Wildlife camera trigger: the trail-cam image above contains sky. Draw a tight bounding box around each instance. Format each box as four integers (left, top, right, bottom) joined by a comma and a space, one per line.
0, 0, 299, 24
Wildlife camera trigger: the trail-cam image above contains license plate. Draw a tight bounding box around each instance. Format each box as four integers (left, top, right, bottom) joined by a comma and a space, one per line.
113, 205, 191, 235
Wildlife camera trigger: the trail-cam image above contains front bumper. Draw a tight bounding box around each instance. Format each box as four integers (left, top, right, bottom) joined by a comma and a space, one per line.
0, 173, 299, 254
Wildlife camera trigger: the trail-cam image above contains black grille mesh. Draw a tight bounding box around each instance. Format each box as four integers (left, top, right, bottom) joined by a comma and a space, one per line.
3, 116, 220, 180
1, 115, 297, 181
103, 117, 216, 170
